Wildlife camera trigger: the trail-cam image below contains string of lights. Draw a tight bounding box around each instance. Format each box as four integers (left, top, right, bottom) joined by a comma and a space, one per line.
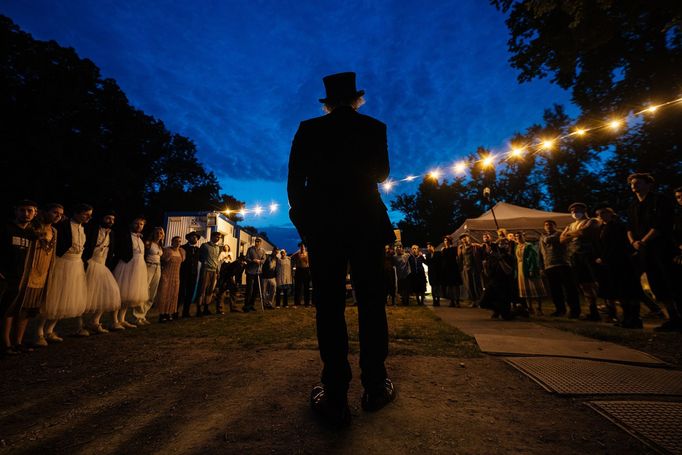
381, 95, 682, 193
219, 95, 681, 215
221, 202, 279, 218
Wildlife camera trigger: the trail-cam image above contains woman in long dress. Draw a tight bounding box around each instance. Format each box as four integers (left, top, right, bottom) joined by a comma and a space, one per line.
155, 236, 185, 322
84, 224, 121, 333
514, 232, 547, 315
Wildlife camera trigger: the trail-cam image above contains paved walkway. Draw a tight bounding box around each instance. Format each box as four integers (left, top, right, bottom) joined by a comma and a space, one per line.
431, 305, 682, 454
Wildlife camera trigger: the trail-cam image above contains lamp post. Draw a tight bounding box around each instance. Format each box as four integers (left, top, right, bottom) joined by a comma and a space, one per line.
483, 187, 499, 231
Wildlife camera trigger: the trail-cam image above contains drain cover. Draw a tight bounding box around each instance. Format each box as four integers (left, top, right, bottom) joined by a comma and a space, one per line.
505, 357, 682, 395
588, 401, 682, 455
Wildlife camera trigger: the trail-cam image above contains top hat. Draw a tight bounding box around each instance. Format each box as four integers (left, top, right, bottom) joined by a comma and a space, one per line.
319, 72, 365, 103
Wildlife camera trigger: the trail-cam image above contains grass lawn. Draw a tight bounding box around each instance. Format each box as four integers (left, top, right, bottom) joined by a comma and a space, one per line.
117, 304, 481, 358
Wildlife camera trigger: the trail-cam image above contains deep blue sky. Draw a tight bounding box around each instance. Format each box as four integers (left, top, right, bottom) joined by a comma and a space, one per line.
2, 1, 576, 251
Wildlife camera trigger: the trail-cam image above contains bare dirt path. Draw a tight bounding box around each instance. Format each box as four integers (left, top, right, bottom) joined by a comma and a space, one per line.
0, 309, 653, 454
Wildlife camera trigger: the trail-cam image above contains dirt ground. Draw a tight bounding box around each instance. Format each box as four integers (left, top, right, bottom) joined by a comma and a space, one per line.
0, 311, 654, 454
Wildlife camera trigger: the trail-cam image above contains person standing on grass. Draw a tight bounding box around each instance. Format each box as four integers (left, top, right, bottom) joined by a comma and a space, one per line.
441, 235, 462, 307
133, 226, 164, 325
42, 204, 92, 338
293, 242, 311, 308
561, 202, 601, 321
243, 237, 266, 313
1, 200, 38, 357
627, 173, 680, 332
409, 244, 426, 306
195, 231, 223, 316
20, 204, 62, 348
539, 220, 580, 318
179, 232, 200, 318
275, 249, 293, 308
393, 243, 412, 306
112, 217, 149, 330
262, 247, 278, 310
155, 236, 185, 322
288, 71, 396, 427
80, 209, 120, 335
424, 242, 443, 307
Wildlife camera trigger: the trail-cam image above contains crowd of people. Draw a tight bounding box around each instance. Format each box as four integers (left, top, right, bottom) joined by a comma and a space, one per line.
1, 173, 680, 358
0, 201, 315, 358
384, 173, 682, 332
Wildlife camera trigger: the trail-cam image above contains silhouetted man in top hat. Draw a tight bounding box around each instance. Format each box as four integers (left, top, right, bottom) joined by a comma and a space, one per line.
288, 71, 396, 427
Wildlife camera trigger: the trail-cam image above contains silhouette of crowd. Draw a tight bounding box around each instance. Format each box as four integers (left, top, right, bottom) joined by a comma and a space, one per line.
383, 174, 682, 332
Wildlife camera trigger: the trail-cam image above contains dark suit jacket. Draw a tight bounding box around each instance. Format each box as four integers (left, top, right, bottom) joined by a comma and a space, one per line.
113, 228, 136, 264
82, 223, 117, 267
55, 218, 90, 258
287, 106, 395, 245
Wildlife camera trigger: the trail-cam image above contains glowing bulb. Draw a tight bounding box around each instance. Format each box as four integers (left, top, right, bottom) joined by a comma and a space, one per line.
269, 203, 278, 213
510, 147, 524, 158
575, 128, 586, 136
453, 161, 467, 174
428, 169, 442, 180
254, 205, 263, 215
404, 175, 417, 182
239, 209, 246, 217
481, 155, 495, 168
646, 105, 658, 113
541, 139, 554, 150
382, 180, 394, 192
608, 119, 622, 130
224, 209, 232, 215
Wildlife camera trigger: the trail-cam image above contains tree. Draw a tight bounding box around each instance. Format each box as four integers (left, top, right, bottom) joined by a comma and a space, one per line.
0, 16, 241, 227
491, 0, 682, 192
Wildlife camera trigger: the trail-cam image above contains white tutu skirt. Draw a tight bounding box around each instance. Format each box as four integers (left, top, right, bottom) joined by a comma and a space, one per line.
43, 253, 88, 319
114, 253, 148, 308
85, 258, 121, 313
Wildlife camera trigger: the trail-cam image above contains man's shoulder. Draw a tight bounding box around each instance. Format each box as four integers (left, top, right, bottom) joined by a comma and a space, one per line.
300, 111, 386, 129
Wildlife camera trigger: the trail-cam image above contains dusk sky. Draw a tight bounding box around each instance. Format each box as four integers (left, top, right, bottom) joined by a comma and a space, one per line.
2, 1, 577, 250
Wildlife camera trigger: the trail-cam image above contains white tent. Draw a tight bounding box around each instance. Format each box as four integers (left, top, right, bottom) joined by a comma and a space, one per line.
450, 202, 573, 241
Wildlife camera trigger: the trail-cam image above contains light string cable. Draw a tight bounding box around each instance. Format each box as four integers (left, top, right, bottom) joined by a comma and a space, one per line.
381, 95, 682, 192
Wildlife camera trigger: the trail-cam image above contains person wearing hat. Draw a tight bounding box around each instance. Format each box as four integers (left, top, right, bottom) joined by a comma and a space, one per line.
1, 199, 38, 356
178, 231, 200, 318
627, 173, 681, 331
288, 71, 396, 426
560, 202, 600, 320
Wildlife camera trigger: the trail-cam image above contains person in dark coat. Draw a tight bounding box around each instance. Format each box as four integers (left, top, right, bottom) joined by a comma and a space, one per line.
440, 235, 462, 307
595, 207, 643, 328
288, 72, 396, 426
424, 242, 443, 306
178, 232, 200, 318
627, 173, 680, 332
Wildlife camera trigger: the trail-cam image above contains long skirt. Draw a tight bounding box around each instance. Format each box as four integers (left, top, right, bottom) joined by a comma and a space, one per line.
43, 253, 88, 319
113, 252, 148, 308
85, 258, 121, 313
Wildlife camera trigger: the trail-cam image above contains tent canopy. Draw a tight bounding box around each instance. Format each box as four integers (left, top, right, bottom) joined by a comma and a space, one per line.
449, 202, 573, 241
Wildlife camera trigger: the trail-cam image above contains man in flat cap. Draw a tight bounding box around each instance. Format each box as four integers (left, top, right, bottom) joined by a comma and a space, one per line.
288, 71, 396, 426
627, 173, 681, 331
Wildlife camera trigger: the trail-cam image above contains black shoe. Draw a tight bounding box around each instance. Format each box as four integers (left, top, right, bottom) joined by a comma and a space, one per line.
653, 320, 682, 332
310, 386, 351, 428
202, 306, 212, 316
171, 312, 179, 320
264, 304, 274, 310
361, 379, 396, 412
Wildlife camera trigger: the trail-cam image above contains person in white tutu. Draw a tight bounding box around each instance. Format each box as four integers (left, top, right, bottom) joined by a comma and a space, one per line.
132, 226, 164, 325
112, 216, 148, 330
41, 203, 93, 339
81, 210, 120, 334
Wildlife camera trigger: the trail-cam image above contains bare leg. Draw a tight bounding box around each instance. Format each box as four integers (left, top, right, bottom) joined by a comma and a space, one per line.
2, 316, 13, 349
15, 315, 30, 345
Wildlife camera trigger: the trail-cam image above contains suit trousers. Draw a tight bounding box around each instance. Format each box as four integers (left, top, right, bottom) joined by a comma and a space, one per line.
544, 265, 579, 315
308, 239, 388, 396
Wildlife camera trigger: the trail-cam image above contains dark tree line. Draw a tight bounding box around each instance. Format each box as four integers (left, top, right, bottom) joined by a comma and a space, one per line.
392, 1, 682, 246
0, 16, 244, 226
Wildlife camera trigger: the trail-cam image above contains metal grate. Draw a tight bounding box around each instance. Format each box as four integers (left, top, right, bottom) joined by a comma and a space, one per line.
588, 401, 682, 455
505, 356, 682, 395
